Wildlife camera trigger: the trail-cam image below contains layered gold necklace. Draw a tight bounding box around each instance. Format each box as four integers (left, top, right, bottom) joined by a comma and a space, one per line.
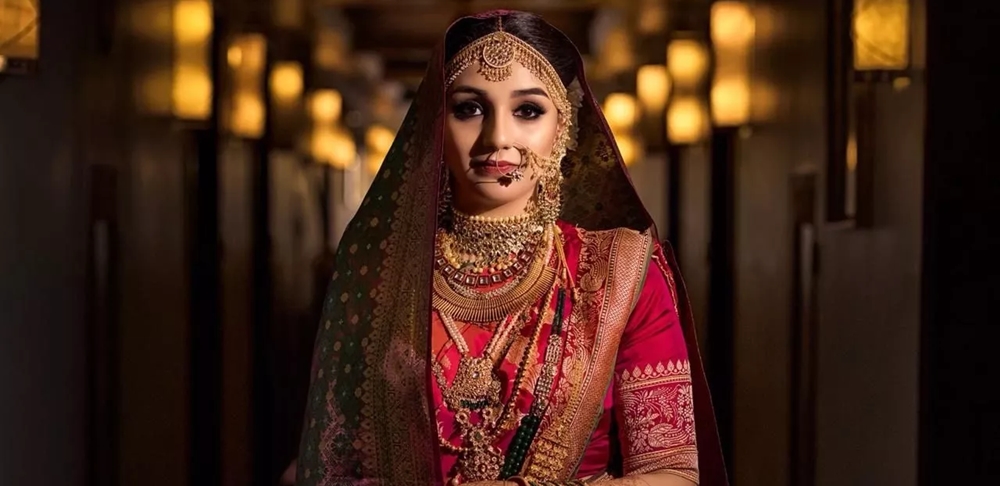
432, 205, 563, 483
433, 307, 544, 484
433, 223, 556, 323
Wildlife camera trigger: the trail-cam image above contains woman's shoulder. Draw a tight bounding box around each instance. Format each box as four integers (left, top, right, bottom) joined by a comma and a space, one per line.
557, 220, 656, 259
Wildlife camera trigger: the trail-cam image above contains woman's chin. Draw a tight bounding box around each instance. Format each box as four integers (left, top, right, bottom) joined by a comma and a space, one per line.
464, 181, 532, 211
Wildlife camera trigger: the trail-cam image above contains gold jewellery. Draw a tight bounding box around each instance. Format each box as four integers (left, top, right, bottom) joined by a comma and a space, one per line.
433, 224, 556, 323
443, 209, 544, 271
432, 18, 581, 483
445, 18, 571, 119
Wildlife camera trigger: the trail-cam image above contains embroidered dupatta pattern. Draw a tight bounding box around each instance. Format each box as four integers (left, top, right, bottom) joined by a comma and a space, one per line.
296, 10, 727, 486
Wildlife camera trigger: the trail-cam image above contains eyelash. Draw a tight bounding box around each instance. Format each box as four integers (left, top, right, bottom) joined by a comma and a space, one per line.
451, 101, 548, 121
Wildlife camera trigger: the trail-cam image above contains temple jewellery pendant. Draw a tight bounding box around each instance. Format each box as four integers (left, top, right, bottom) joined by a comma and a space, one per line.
447, 356, 502, 412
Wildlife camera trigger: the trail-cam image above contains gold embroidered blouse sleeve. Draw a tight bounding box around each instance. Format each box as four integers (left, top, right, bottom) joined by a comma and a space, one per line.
612, 241, 700, 483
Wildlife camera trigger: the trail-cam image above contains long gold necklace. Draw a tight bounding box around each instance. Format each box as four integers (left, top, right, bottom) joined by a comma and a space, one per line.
435, 312, 520, 413
434, 287, 556, 484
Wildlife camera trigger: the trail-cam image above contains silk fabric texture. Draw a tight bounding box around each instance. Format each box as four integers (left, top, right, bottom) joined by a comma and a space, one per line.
295, 9, 727, 486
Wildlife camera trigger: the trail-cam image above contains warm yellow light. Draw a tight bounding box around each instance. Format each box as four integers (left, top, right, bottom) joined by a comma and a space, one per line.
312, 125, 356, 169
270, 62, 304, 103
853, 0, 910, 71
637, 65, 672, 114
667, 96, 708, 145
172, 0, 213, 120
365, 153, 385, 175
711, 75, 751, 126
366, 125, 395, 153
172, 63, 213, 120
173, 0, 213, 45
615, 133, 642, 167
231, 91, 265, 139
711, 2, 755, 51
231, 34, 266, 72
0, 0, 40, 61
603, 93, 638, 132
364, 125, 395, 174
227, 45, 242, 68
310, 90, 343, 124
667, 39, 710, 89
227, 34, 266, 138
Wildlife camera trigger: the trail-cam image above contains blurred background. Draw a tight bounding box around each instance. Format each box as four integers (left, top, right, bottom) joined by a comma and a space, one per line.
1, 0, 997, 485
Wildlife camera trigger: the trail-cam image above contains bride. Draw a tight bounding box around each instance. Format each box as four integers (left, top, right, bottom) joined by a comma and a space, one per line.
288, 10, 727, 486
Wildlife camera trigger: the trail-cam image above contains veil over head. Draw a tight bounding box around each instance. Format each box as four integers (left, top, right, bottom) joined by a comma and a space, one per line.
296, 10, 727, 486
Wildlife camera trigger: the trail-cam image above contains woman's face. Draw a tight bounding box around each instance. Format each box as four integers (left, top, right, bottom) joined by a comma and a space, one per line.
444, 62, 561, 216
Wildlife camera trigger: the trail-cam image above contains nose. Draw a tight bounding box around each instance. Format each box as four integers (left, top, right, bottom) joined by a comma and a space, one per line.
483, 110, 513, 153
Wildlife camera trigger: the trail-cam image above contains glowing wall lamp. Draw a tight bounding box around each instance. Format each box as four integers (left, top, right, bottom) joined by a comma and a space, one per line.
226, 33, 266, 138
711, 76, 751, 127
710, 1, 755, 51
615, 133, 643, 167
827, 0, 910, 225
667, 39, 709, 90
710, 2, 755, 127
603, 93, 638, 133
364, 125, 395, 175
309, 89, 343, 125
309, 88, 354, 169
270, 61, 304, 105
604, 93, 643, 166
637, 65, 672, 116
665, 37, 710, 144
853, 0, 910, 72
0, 0, 40, 74
311, 125, 356, 169
667, 96, 709, 145
172, 0, 213, 120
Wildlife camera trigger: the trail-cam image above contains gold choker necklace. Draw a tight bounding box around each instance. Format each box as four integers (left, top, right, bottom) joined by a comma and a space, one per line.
433, 224, 557, 323
445, 209, 545, 271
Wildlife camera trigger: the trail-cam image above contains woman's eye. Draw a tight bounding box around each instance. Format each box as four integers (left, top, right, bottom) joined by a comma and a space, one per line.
515, 103, 546, 120
452, 101, 483, 119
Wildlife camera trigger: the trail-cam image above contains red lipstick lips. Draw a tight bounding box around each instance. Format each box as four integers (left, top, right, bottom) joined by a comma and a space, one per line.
471, 159, 520, 177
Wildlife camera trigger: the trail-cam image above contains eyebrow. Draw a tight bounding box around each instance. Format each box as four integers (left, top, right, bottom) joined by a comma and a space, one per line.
512, 87, 550, 99
450, 85, 550, 99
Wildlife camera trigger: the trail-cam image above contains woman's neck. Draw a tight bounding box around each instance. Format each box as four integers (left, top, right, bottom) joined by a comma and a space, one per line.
451, 194, 532, 220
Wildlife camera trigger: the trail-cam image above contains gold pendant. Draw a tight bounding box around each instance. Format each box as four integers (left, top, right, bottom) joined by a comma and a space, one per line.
443, 357, 502, 411
457, 433, 504, 482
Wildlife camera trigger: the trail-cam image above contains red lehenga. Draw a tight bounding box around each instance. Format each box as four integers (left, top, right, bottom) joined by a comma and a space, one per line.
294, 9, 727, 486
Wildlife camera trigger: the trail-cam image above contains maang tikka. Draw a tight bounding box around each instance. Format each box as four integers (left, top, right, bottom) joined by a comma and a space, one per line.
444, 15, 573, 151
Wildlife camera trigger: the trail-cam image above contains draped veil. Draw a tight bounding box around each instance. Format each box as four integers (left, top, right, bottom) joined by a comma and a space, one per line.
296, 10, 727, 486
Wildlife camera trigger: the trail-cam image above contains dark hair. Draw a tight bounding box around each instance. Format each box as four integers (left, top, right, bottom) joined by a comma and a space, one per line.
444, 12, 579, 86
